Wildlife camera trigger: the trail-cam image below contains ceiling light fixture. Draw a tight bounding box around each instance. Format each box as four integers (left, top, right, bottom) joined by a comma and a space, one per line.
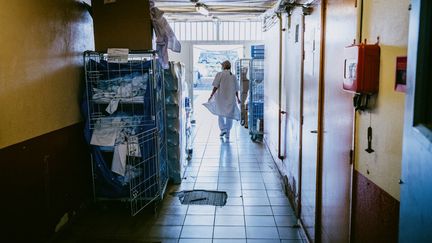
195, 3, 210, 16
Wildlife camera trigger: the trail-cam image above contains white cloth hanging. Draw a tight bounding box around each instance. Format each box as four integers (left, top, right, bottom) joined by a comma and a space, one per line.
203, 70, 240, 120
105, 99, 120, 114
112, 144, 128, 176
150, 6, 181, 69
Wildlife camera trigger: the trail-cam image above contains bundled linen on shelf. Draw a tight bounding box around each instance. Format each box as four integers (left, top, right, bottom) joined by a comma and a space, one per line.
92, 73, 149, 103
91, 73, 149, 115
163, 61, 190, 183
86, 58, 155, 128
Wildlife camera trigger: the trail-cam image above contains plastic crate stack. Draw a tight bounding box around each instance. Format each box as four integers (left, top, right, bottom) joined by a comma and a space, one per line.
82, 50, 168, 216
251, 45, 265, 59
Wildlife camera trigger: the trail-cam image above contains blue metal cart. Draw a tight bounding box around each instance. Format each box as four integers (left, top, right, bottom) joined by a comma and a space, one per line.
248, 58, 264, 142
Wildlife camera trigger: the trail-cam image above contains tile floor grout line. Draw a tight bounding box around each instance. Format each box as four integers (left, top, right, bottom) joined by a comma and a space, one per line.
236, 125, 249, 241
182, 90, 301, 242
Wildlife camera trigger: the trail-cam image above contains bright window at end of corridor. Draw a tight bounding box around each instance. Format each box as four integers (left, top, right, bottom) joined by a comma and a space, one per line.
193, 45, 243, 89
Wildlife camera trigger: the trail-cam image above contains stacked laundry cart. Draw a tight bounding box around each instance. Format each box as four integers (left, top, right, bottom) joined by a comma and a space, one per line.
163, 61, 192, 184
82, 50, 168, 216
249, 57, 265, 142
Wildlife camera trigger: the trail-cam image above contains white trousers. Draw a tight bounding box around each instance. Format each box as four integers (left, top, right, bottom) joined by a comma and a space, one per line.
218, 116, 233, 136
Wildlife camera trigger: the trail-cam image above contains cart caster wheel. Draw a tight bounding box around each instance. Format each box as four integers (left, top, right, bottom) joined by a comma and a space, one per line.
240, 120, 245, 126
153, 202, 159, 215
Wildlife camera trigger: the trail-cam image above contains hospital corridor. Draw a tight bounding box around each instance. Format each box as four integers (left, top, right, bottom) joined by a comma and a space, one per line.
1, 0, 432, 243
53, 91, 305, 242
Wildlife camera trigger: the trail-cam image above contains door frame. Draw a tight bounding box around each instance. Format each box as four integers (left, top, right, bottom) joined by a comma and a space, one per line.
297, 9, 306, 226
319, 0, 356, 241
399, 0, 432, 241
315, 1, 325, 241
296, 2, 324, 241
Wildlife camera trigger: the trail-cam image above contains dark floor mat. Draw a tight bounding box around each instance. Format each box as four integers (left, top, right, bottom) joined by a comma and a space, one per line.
174, 190, 227, 206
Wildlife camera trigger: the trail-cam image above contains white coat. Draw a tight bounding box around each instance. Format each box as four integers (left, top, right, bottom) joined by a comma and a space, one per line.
150, 6, 181, 69
203, 70, 241, 120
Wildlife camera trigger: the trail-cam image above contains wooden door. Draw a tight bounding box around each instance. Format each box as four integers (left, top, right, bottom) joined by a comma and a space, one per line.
399, 0, 432, 241
300, 3, 321, 242
320, 0, 357, 242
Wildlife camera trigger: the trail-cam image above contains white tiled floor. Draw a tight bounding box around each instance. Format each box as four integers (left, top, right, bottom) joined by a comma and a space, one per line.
56, 90, 306, 243
148, 90, 306, 242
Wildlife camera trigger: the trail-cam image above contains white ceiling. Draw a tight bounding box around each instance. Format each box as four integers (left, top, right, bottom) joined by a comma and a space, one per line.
153, 0, 278, 21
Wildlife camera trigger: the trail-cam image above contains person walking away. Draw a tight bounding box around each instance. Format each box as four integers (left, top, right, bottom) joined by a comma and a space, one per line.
204, 60, 241, 140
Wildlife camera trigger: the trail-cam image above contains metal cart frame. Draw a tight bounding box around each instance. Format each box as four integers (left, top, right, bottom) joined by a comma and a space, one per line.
85, 50, 168, 216
248, 58, 264, 142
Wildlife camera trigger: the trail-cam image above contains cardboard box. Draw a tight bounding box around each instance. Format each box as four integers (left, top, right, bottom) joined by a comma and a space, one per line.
92, 0, 153, 52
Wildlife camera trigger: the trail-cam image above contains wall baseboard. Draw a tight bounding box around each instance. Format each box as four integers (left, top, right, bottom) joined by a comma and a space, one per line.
264, 137, 299, 214
0, 123, 91, 242
351, 170, 399, 243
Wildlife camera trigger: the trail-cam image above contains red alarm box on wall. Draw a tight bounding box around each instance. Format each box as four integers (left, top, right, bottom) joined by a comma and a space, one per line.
343, 40, 380, 94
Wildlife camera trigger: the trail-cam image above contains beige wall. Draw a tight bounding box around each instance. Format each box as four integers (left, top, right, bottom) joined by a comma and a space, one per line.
355, 0, 409, 200
0, 1, 94, 148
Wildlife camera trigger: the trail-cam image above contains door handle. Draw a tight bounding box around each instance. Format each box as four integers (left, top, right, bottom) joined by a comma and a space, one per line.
278, 109, 286, 160
310, 130, 318, 133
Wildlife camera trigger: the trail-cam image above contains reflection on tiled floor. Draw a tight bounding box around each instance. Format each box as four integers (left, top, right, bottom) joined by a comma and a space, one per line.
55, 91, 306, 243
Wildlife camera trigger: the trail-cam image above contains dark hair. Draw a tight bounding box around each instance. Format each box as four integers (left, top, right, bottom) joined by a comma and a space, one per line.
222, 60, 231, 70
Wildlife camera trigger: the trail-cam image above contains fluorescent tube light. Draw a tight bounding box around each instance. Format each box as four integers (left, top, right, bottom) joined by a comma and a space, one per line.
195, 3, 209, 16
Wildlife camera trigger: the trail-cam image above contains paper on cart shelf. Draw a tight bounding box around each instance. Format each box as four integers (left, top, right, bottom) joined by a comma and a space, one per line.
107, 48, 129, 63
90, 118, 122, 146
127, 136, 141, 157
112, 144, 127, 176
